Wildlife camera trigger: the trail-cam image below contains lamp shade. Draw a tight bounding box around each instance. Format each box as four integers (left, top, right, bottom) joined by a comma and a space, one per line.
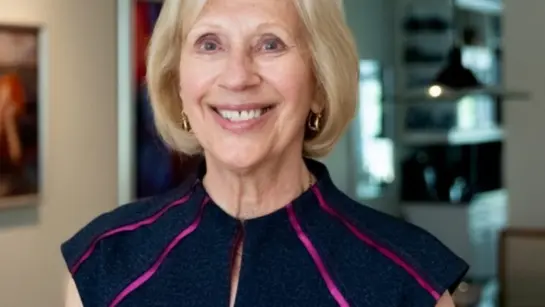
433, 47, 482, 89
391, 45, 530, 103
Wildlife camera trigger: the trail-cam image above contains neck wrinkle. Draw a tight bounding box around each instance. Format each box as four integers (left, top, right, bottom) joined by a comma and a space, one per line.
201, 151, 311, 220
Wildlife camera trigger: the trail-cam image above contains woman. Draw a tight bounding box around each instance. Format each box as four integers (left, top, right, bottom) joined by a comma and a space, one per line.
0, 73, 25, 196
62, 0, 468, 306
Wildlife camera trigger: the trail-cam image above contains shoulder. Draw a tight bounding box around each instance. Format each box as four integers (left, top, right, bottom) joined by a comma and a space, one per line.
313, 185, 468, 306
60, 182, 200, 305
60, 184, 194, 271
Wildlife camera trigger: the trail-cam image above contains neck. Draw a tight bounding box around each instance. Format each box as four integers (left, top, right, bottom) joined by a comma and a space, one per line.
202, 152, 313, 220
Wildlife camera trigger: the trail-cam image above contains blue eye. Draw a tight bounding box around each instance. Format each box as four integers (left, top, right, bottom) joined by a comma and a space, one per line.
263, 40, 279, 50
260, 38, 286, 52
195, 34, 222, 53
201, 41, 218, 51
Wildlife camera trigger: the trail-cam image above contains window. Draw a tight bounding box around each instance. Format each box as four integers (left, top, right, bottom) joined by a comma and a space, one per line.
354, 60, 394, 199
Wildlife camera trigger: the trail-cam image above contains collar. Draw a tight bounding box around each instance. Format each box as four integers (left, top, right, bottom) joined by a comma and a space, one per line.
190, 157, 333, 192
183, 157, 336, 226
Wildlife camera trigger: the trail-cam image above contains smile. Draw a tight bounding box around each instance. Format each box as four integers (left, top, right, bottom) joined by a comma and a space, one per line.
213, 106, 274, 122
210, 104, 276, 133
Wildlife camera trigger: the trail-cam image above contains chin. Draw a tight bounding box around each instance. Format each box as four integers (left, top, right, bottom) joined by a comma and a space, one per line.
206, 143, 271, 174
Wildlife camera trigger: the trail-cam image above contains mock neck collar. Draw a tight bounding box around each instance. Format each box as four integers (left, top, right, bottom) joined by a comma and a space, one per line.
191, 157, 333, 192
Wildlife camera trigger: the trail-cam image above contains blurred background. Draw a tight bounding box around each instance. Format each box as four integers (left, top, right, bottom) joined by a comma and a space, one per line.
0, 0, 544, 306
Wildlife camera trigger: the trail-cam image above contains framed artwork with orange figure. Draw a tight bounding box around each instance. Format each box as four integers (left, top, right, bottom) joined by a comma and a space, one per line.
0, 25, 40, 209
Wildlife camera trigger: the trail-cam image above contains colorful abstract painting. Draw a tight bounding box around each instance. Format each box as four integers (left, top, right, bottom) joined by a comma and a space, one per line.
0, 25, 40, 209
134, 1, 200, 199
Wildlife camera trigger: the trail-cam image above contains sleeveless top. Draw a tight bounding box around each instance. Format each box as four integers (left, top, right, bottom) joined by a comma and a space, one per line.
61, 159, 468, 307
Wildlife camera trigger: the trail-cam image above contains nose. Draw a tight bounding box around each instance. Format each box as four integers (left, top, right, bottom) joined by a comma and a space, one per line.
218, 49, 260, 91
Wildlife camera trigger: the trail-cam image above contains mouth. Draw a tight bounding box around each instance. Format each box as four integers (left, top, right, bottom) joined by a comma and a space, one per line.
211, 105, 275, 122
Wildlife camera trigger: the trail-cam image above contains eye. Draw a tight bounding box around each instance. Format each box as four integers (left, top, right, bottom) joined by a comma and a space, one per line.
195, 34, 222, 53
202, 41, 218, 51
258, 36, 287, 52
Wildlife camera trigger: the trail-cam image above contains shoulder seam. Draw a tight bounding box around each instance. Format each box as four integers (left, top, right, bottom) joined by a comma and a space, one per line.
311, 186, 442, 301
68, 188, 196, 275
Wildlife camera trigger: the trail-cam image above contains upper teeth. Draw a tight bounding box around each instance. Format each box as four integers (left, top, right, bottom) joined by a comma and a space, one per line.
219, 109, 263, 121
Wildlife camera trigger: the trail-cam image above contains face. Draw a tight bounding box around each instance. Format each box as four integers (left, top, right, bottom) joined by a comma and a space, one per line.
179, 0, 318, 170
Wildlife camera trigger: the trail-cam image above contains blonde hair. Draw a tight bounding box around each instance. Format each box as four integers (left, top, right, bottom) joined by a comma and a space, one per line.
146, 0, 359, 158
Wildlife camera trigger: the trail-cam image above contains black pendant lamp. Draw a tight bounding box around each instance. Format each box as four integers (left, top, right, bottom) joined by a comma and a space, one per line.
433, 46, 481, 89
397, 46, 530, 103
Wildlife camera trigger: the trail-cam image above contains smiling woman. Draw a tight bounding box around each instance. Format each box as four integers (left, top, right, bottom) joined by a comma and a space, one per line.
61, 0, 468, 306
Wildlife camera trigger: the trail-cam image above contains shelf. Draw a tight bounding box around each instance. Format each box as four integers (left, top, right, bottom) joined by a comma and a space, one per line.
393, 86, 530, 103
455, 0, 503, 15
401, 189, 507, 207
402, 126, 503, 145
402, 201, 469, 207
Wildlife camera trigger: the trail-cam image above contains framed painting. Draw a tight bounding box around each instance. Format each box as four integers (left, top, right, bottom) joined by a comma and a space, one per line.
118, 0, 200, 203
0, 24, 40, 209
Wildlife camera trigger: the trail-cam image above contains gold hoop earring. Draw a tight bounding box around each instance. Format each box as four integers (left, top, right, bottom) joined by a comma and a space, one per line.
181, 111, 192, 132
307, 111, 322, 132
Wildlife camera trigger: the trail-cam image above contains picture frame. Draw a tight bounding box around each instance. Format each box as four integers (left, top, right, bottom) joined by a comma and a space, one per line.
0, 24, 41, 209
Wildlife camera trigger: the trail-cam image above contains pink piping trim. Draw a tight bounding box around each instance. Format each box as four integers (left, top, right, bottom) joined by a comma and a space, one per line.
109, 197, 209, 307
70, 192, 193, 275
287, 204, 350, 307
311, 186, 441, 300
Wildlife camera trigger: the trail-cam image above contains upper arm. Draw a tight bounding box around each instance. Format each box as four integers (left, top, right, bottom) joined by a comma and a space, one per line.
435, 291, 456, 307
64, 275, 83, 307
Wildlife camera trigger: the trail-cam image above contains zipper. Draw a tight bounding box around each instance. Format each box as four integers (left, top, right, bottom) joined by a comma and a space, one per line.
228, 221, 245, 307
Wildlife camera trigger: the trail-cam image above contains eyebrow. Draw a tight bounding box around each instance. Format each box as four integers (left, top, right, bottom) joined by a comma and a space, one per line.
190, 20, 294, 38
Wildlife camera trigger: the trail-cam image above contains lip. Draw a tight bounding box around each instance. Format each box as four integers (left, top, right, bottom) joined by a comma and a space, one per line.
209, 103, 275, 133
209, 103, 274, 111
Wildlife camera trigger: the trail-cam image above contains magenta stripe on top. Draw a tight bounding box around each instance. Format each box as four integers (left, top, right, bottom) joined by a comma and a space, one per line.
286, 204, 350, 307
109, 197, 210, 307
70, 192, 194, 275
311, 186, 441, 300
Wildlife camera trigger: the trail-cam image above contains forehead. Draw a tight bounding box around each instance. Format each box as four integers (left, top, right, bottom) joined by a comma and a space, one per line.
195, 0, 301, 32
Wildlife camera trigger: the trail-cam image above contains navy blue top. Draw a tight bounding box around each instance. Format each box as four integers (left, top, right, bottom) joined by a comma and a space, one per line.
61, 159, 468, 307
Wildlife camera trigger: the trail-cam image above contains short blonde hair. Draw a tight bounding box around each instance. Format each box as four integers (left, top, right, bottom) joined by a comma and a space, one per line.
146, 0, 359, 158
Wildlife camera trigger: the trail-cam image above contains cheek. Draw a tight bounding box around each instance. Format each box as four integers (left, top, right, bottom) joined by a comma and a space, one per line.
260, 60, 314, 109
178, 59, 217, 106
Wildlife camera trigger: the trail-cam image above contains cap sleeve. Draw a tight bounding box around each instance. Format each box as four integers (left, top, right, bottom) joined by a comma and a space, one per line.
401, 225, 470, 306
61, 212, 109, 271
60, 195, 158, 271
60, 212, 113, 306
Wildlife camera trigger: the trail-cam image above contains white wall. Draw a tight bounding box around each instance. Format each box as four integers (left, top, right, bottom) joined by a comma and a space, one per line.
323, 0, 398, 215
0, 1, 117, 306
504, 0, 545, 227
344, 0, 389, 61
323, 0, 386, 185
